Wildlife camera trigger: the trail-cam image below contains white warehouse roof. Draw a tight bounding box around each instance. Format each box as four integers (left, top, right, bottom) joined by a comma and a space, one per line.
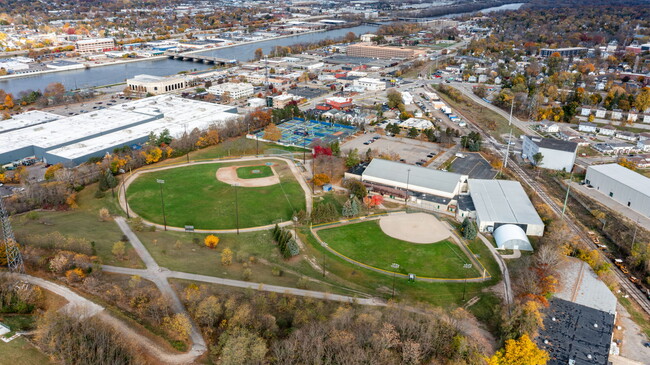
363, 159, 465, 196
468, 179, 544, 230
588, 163, 649, 195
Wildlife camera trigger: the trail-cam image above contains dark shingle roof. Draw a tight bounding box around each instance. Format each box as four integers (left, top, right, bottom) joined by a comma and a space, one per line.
529, 136, 578, 153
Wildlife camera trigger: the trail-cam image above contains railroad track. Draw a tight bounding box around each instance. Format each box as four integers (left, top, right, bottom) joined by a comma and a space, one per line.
507, 156, 650, 314
438, 87, 650, 314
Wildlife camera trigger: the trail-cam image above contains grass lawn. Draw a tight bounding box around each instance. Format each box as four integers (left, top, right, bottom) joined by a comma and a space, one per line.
317, 220, 480, 278
236, 165, 273, 179
0, 337, 53, 365
127, 160, 305, 230
11, 186, 144, 269
133, 228, 344, 294
179, 136, 304, 163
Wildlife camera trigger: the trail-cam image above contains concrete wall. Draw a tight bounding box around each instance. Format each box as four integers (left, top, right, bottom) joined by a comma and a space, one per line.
585, 168, 650, 218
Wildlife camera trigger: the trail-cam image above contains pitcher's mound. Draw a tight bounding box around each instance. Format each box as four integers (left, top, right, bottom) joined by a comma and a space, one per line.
379, 212, 451, 244
216, 165, 280, 187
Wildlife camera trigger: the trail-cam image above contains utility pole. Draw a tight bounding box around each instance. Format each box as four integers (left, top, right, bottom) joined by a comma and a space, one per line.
123, 177, 130, 219
562, 172, 574, 218
0, 196, 24, 273
501, 101, 514, 174
157, 179, 167, 231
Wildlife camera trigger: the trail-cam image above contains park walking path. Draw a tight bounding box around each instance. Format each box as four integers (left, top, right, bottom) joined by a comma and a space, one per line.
118, 156, 312, 233
477, 233, 513, 306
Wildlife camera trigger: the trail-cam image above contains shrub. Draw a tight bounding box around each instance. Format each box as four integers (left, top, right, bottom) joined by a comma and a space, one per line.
221, 248, 233, 266
94, 190, 105, 199
204, 235, 220, 249
65, 268, 86, 282
242, 268, 253, 281
112, 241, 126, 259
271, 266, 283, 276
98, 208, 110, 221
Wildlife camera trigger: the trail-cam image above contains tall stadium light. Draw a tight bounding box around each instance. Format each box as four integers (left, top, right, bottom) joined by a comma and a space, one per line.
391, 263, 400, 299
233, 183, 240, 235
157, 179, 167, 231
462, 263, 473, 301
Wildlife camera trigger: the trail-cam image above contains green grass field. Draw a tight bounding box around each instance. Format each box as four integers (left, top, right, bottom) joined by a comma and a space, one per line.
127, 160, 305, 229
0, 337, 53, 365
317, 220, 480, 278
236, 165, 273, 179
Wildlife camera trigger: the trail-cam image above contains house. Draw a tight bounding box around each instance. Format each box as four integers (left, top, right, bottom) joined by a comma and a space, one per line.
627, 111, 638, 122
615, 131, 637, 141
578, 122, 597, 133
644, 115, 650, 124
522, 136, 578, 171
598, 125, 616, 136
595, 108, 607, 118
637, 139, 650, 152
611, 110, 623, 120
540, 120, 559, 133
580, 107, 592, 117
559, 127, 581, 141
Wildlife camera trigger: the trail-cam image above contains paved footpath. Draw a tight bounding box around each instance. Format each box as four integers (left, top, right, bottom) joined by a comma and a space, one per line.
477, 233, 513, 306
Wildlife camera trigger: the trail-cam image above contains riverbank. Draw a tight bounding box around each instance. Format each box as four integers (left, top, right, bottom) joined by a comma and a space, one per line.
0, 27, 343, 83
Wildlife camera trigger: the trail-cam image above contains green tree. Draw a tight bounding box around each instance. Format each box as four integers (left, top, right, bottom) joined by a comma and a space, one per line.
460, 218, 477, 240
345, 148, 360, 168
532, 152, 544, 168
330, 140, 341, 157
407, 127, 419, 138
345, 179, 367, 199
112, 241, 126, 259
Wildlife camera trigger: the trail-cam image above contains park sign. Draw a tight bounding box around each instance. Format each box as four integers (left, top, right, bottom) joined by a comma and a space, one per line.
156, 179, 165, 184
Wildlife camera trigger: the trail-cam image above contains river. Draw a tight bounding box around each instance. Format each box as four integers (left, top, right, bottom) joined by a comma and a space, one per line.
0, 24, 379, 95
0, 2, 525, 95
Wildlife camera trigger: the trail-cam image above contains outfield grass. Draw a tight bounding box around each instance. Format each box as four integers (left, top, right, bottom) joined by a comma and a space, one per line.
236, 165, 273, 179
317, 220, 480, 278
127, 160, 305, 229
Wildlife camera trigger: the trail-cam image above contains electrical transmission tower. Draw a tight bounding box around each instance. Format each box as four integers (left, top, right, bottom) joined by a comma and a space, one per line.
0, 197, 24, 273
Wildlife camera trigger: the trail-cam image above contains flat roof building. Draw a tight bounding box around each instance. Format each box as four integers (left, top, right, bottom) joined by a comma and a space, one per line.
208, 82, 254, 99
127, 74, 192, 95
467, 179, 544, 249
347, 43, 420, 59
585, 163, 650, 218
0, 95, 238, 166
75, 37, 115, 53
540, 47, 588, 58
353, 77, 386, 91
522, 135, 577, 171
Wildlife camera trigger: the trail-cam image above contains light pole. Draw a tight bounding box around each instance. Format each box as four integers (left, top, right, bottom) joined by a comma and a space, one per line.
321, 242, 328, 277
501, 101, 514, 175
391, 263, 400, 299
405, 169, 411, 208
562, 172, 574, 219
122, 177, 130, 219
462, 263, 472, 301
156, 179, 167, 231
293, 215, 298, 240
233, 183, 240, 235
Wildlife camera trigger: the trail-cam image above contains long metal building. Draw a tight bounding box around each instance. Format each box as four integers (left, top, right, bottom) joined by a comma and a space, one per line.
585, 163, 650, 218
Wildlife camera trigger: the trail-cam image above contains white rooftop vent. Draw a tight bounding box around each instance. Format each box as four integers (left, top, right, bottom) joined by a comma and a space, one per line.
587, 354, 592, 360
594, 323, 598, 328
552, 317, 556, 321
544, 339, 549, 344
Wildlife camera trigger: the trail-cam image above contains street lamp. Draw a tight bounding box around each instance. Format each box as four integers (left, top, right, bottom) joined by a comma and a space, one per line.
293, 215, 298, 240
462, 263, 473, 301
391, 263, 400, 299
233, 183, 240, 235
156, 179, 167, 231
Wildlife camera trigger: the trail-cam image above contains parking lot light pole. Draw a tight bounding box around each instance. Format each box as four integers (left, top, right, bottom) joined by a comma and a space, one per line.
391, 263, 400, 299
156, 179, 167, 231
462, 263, 473, 301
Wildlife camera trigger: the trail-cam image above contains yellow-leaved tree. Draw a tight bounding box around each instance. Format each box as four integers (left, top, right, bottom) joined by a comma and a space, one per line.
263, 123, 282, 141
487, 334, 549, 365
204, 235, 219, 249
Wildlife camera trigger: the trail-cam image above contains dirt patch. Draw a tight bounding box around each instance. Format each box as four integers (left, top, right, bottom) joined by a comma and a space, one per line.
379, 212, 451, 244
215, 165, 280, 187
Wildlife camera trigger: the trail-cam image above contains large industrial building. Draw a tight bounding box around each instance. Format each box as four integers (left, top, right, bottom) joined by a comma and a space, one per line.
346, 43, 420, 59
126, 74, 194, 95
0, 95, 239, 166
522, 135, 577, 171
462, 179, 544, 250
585, 163, 650, 218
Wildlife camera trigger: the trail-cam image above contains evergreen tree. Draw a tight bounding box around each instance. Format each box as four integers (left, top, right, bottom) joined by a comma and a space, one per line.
342, 199, 354, 217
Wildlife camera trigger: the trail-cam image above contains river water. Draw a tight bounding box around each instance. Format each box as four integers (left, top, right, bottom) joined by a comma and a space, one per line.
0, 3, 524, 95
0, 24, 379, 95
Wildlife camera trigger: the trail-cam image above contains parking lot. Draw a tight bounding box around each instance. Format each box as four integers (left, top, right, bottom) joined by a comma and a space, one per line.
341, 132, 442, 165
448, 152, 497, 179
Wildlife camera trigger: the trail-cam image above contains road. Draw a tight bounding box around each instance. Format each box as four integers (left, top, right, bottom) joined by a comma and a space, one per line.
442, 84, 650, 315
